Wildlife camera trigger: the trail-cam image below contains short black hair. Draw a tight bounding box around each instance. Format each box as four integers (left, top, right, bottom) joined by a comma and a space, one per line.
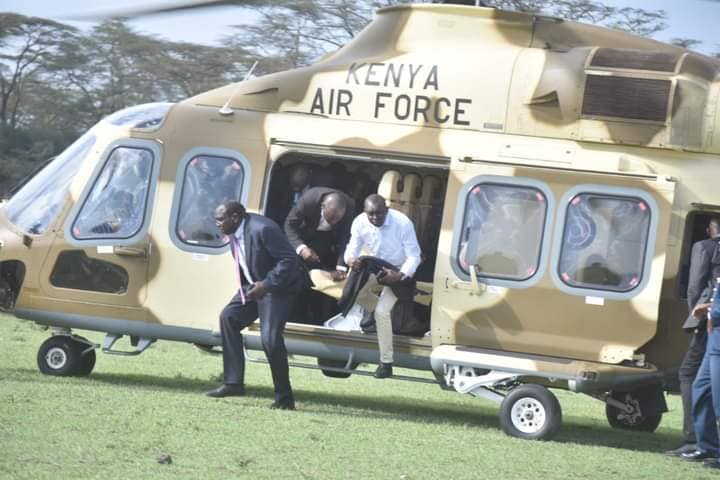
223, 201, 246, 217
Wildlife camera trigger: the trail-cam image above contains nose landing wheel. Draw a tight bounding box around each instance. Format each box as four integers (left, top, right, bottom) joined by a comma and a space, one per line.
37, 336, 97, 377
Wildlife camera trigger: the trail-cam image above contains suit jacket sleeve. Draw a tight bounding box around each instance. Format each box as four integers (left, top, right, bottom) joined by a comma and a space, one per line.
260, 222, 303, 291
283, 195, 310, 251
687, 240, 713, 309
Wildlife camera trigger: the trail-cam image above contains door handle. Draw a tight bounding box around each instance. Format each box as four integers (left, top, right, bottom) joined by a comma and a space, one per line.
448, 266, 485, 295
113, 246, 149, 259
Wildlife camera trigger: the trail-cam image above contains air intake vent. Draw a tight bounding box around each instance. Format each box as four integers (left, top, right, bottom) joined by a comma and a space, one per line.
590, 48, 680, 72
582, 75, 671, 122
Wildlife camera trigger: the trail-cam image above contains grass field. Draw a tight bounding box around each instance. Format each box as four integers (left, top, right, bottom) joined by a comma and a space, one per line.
0, 314, 712, 480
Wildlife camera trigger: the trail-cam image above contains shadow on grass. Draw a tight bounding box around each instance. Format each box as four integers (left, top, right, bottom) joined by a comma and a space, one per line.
6, 367, 681, 452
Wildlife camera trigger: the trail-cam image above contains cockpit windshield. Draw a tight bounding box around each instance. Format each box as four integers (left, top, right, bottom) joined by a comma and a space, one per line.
5, 132, 96, 235
3, 103, 173, 236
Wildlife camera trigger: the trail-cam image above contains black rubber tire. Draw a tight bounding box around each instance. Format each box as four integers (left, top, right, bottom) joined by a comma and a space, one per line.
606, 395, 662, 432
73, 336, 97, 377
37, 336, 84, 376
318, 358, 357, 379
499, 384, 562, 441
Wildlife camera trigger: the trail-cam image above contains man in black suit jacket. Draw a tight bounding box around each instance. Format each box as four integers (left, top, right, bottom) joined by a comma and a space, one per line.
671, 216, 720, 455
284, 186, 354, 280
207, 201, 310, 410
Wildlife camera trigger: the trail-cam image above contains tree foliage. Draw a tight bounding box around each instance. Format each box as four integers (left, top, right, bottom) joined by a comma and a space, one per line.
0, 14, 76, 132
0, 13, 251, 194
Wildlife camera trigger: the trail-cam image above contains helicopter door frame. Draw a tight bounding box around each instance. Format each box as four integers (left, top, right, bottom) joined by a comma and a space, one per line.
36, 138, 162, 313
255, 141, 448, 367
431, 156, 676, 364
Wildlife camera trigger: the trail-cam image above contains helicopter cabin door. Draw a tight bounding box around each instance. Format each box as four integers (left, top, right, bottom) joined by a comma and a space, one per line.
35, 140, 161, 322
431, 156, 676, 365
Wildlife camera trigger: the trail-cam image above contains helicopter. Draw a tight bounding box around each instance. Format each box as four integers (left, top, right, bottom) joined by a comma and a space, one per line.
1, 0, 719, 440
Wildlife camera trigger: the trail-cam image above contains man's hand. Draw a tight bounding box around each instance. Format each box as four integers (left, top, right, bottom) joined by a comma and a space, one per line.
330, 270, 347, 282
348, 258, 362, 271
693, 303, 711, 320
300, 247, 320, 264
246, 281, 268, 301
377, 268, 403, 285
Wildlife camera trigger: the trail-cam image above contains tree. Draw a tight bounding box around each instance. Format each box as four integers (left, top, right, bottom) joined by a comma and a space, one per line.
155, 40, 252, 99
0, 14, 76, 132
224, 0, 404, 73
0, 15, 254, 195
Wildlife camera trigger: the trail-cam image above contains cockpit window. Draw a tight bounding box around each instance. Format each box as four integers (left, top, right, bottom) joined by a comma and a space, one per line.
175, 156, 245, 248
5, 132, 96, 235
71, 147, 153, 240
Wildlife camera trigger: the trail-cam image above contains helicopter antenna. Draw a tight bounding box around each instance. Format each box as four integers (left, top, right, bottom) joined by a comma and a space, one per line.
219, 60, 259, 116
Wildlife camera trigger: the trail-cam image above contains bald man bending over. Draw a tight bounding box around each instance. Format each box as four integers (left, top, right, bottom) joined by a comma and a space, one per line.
284, 186, 355, 280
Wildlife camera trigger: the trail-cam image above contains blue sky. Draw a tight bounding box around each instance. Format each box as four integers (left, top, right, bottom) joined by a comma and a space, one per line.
3, 0, 720, 55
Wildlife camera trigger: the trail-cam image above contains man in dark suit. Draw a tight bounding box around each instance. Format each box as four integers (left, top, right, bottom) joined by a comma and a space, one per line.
206, 201, 310, 410
670, 216, 720, 455
284, 186, 354, 279
284, 186, 354, 324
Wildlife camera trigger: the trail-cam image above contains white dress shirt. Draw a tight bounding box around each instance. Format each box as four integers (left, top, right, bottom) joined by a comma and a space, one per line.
233, 219, 254, 283
344, 209, 422, 278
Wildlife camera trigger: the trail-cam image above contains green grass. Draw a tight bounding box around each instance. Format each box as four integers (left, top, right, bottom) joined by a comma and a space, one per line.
0, 314, 710, 480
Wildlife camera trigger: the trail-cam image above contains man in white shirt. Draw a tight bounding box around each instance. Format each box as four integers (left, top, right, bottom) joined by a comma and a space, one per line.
344, 194, 422, 378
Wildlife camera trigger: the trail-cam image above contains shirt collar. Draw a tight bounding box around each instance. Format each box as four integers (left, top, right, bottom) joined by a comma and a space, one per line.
233, 218, 246, 240
368, 209, 392, 229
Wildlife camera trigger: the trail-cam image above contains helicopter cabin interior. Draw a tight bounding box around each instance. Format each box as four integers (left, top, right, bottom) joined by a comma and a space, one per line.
262, 150, 449, 337
676, 207, 720, 300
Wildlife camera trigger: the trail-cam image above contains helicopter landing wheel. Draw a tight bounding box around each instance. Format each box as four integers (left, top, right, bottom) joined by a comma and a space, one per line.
37, 336, 96, 377
499, 384, 562, 440
605, 390, 662, 432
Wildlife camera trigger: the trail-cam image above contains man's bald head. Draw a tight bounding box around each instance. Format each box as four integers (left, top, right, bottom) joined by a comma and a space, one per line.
321, 192, 347, 226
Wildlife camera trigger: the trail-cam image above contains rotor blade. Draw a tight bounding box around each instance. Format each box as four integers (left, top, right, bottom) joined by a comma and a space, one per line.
66, 0, 274, 20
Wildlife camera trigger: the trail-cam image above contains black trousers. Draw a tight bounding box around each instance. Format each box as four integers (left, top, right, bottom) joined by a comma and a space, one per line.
220, 291, 295, 403
679, 328, 708, 443
301, 231, 340, 324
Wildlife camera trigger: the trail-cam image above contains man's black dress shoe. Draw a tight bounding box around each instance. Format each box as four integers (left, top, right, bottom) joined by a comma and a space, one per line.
206, 384, 246, 398
665, 443, 697, 456
374, 362, 393, 379
270, 400, 296, 410
681, 449, 717, 461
